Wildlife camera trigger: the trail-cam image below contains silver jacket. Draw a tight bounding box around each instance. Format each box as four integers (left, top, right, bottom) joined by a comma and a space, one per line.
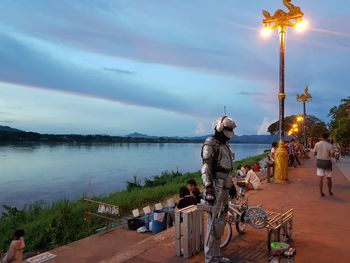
201, 136, 234, 188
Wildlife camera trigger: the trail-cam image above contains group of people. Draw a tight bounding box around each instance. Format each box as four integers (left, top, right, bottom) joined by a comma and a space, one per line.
176, 179, 202, 210
287, 139, 307, 167
167, 179, 203, 228
235, 164, 263, 191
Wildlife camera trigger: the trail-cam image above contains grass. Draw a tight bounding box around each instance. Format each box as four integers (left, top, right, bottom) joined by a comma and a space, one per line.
0, 153, 267, 254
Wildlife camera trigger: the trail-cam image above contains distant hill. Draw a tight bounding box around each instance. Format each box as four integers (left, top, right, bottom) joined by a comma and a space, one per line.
126, 132, 278, 144
0, 126, 23, 132
125, 132, 156, 139
0, 126, 279, 144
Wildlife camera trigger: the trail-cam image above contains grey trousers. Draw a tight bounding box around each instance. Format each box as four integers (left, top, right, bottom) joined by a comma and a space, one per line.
204, 187, 229, 263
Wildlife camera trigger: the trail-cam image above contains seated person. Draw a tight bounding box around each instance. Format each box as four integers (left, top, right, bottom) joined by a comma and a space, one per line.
236, 165, 246, 179
167, 186, 197, 228
177, 186, 197, 209
186, 179, 202, 203
2, 229, 25, 263
244, 165, 262, 190
252, 163, 261, 172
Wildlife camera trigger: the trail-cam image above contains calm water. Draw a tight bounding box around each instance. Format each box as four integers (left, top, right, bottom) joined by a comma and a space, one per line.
0, 143, 269, 209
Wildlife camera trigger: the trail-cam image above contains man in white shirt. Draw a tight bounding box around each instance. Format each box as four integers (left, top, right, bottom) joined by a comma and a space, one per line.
244, 165, 262, 190
313, 133, 334, 197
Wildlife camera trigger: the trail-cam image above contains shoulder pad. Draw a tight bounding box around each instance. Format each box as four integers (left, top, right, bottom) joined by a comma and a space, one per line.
203, 136, 219, 146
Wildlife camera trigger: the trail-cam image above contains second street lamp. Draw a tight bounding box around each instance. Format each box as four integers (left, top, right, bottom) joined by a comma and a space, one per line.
261, 0, 306, 182
297, 86, 312, 149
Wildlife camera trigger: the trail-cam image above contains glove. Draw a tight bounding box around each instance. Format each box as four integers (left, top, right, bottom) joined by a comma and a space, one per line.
205, 187, 215, 203
229, 185, 237, 199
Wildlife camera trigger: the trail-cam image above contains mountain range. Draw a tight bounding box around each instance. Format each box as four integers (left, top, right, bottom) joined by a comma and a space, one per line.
0, 126, 278, 144
126, 132, 278, 144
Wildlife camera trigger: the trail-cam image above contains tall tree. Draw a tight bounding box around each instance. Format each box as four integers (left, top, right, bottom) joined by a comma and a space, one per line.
329, 97, 350, 146
267, 114, 328, 141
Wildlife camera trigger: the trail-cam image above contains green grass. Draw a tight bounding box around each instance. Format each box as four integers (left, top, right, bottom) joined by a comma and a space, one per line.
0, 153, 267, 253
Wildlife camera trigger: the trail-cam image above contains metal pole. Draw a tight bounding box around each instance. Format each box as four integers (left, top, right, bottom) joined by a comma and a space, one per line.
279, 27, 286, 142
273, 26, 289, 182
303, 101, 307, 148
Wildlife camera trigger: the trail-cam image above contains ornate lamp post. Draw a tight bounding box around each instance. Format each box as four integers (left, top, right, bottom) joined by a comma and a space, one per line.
261, 0, 306, 182
297, 86, 312, 148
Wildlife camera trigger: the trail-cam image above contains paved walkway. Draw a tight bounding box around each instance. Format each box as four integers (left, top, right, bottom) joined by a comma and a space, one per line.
334, 157, 350, 183
44, 157, 350, 263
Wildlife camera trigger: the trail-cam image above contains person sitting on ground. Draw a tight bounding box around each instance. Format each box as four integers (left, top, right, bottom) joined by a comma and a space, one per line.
2, 229, 25, 263
252, 162, 261, 173
236, 165, 246, 179
244, 165, 262, 190
177, 186, 197, 209
186, 179, 203, 204
167, 186, 198, 228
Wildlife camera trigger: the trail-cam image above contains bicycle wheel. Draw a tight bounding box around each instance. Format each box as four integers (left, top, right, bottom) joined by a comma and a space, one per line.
220, 222, 232, 249
235, 220, 248, 234
245, 206, 268, 229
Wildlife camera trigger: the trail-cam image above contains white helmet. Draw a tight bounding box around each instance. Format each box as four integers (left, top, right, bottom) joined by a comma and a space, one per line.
213, 116, 237, 139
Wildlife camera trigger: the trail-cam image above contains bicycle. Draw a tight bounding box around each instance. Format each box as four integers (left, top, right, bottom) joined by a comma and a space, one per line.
221, 193, 268, 249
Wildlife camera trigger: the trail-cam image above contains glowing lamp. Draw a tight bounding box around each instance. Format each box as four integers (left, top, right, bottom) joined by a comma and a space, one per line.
294, 20, 308, 32
261, 25, 273, 38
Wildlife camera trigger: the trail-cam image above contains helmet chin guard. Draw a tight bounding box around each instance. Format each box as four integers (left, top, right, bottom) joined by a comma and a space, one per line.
214, 116, 236, 139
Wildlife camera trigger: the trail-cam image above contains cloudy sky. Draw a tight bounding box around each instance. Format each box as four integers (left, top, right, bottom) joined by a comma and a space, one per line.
0, 0, 349, 136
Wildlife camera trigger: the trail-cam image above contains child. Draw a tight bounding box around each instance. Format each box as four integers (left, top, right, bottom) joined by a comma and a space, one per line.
2, 229, 25, 263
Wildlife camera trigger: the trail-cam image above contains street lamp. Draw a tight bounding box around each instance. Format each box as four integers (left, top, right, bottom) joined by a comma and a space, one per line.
261, 0, 306, 182
296, 86, 312, 148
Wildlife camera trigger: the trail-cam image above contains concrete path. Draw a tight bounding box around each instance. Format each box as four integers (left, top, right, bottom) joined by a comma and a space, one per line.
46, 226, 150, 263
44, 157, 350, 263
334, 157, 350, 183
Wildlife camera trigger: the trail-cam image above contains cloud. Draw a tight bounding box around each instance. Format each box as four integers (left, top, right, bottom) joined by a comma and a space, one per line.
103, 67, 135, 75
0, 0, 276, 83
237, 91, 265, 96
195, 121, 206, 135
256, 117, 272, 135
0, 120, 13, 124
0, 32, 220, 118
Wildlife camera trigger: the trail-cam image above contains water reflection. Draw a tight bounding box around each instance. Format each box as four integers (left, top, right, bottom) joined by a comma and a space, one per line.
0, 143, 269, 210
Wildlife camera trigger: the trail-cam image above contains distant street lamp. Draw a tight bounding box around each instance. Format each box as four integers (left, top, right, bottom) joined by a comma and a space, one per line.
297, 86, 312, 148
261, 0, 307, 182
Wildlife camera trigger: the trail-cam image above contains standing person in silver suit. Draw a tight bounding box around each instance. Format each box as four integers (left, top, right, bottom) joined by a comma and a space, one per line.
201, 116, 237, 263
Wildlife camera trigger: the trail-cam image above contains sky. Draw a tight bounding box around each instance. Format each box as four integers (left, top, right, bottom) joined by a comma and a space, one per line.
0, 0, 349, 136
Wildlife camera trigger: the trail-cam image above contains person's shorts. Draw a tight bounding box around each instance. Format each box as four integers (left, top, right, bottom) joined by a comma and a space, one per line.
317, 168, 332, 177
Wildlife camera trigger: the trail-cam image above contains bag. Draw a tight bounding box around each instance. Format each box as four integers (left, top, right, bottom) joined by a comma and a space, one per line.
316, 159, 332, 170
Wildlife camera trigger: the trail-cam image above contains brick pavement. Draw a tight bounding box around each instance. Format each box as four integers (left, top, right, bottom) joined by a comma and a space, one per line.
46, 157, 350, 263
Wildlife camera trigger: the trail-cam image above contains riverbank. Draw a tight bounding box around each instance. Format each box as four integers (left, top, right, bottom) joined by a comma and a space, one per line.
0, 153, 267, 254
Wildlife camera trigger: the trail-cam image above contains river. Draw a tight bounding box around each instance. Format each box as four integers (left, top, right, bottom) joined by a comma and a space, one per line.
0, 143, 269, 209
